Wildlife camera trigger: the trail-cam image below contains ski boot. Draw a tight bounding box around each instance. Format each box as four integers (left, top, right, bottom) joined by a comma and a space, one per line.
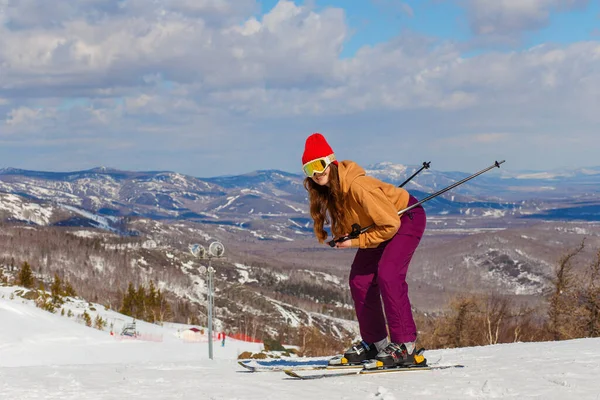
328, 340, 378, 366
363, 342, 427, 370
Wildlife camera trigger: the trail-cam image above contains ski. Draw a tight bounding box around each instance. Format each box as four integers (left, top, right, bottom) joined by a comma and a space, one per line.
283, 364, 465, 380
238, 360, 363, 372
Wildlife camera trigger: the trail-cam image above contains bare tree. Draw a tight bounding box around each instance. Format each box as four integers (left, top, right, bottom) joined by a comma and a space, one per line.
548, 240, 585, 340
483, 294, 510, 345
579, 249, 600, 337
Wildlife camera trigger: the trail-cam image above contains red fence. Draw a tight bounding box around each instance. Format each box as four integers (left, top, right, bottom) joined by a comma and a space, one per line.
229, 332, 262, 343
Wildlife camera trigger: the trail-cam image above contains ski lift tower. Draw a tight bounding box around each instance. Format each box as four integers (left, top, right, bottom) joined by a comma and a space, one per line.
189, 241, 225, 360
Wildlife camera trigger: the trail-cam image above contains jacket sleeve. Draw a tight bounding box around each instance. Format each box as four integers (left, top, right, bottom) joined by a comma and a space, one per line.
349, 182, 400, 248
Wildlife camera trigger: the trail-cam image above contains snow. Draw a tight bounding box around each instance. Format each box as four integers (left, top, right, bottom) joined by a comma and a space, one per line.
271, 271, 290, 282
303, 270, 341, 285
89, 255, 106, 273
234, 263, 259, 284
286, 204, 306, 213
555, 226, 590, 235
60, 204, 119, 230
142, 239, 158, 249
69, 230, 106, 238
272, 234, 294, 241
482, 209, 507, 218
137, 257, 149, 266
225, 224, 266, 239
270, 300, 303, 328
0, 193, 54, 225
214, 195, 240, 212
1, 285, 600, 399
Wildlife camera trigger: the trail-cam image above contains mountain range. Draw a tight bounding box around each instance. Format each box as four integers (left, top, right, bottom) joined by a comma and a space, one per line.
1, 163, 600, 341
2, 162, 600, 235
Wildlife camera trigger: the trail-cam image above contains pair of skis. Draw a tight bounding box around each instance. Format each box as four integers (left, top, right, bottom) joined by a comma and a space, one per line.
283, 363, 464, 380
238, 359, 464, 380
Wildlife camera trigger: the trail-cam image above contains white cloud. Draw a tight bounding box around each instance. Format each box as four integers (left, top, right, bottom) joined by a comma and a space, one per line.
462, 0, 590, 37
5, 107, 43, 127
0, 0, 599, 174
5, 0, 594, 118
0, 0, 347, 94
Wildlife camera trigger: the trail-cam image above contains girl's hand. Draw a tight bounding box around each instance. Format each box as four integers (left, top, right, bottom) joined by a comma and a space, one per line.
333, 235, 352, 249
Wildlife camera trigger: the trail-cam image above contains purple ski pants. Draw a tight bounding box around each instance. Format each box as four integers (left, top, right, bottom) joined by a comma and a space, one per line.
349, 195, 426, 344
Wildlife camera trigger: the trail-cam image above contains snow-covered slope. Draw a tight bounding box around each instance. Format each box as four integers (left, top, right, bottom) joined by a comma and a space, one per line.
0, 286, 263, 369
1, 285, 599, 399
0, 193, 55, 225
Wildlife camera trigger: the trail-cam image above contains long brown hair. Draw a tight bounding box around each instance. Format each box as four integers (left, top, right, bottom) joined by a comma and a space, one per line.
303, 164, 349, 243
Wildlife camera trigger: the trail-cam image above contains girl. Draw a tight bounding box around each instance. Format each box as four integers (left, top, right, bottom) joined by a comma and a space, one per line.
302, 133, 427, 367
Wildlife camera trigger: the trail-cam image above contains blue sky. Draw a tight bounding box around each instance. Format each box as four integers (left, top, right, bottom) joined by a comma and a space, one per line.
0, 0, 599, 177
261, 0, 599, 56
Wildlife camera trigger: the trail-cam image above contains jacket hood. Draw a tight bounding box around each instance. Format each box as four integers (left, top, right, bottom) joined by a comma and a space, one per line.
338, 160, 365, 193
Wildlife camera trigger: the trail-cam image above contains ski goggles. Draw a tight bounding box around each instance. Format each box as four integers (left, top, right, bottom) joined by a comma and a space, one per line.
302, 154, 336, 177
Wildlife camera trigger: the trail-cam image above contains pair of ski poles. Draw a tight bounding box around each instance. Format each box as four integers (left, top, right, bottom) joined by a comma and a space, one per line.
328, 160, 505, 247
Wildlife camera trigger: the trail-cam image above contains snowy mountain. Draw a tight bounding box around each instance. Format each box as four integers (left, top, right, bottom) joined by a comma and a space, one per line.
2, 164, 600, 238
0, 193, 56, 225
1, 284, 599, 399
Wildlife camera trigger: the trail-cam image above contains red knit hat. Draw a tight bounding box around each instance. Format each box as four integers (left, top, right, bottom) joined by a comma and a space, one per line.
302, 133, 338, 166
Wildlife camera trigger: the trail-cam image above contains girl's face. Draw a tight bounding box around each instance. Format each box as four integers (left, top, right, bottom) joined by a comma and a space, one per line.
311, 165, 331, 187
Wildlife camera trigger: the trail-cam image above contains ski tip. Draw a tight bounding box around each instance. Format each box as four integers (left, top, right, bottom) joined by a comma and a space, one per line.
237, 361, 256, 371
283, 369, 302, 379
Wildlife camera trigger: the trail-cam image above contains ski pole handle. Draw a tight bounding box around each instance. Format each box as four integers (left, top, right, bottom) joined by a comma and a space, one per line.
328, 224, 361, 247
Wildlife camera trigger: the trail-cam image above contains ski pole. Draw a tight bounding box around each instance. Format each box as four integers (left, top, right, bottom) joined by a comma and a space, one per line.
399, 161, 431, 188
328, 160, 505, 247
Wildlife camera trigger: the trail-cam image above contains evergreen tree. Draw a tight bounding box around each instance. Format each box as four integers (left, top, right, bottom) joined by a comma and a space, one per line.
135, 285, 146, 320
17, 262, 35, 288
156, 288, 172, 323
148, 280, 158, 322
82, 310, 92, 327
50, 273, 63, 304
119, 282, 137, 317
63, 280, 77, 297
118, 281, 172, 324
94, 315, 107, 330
